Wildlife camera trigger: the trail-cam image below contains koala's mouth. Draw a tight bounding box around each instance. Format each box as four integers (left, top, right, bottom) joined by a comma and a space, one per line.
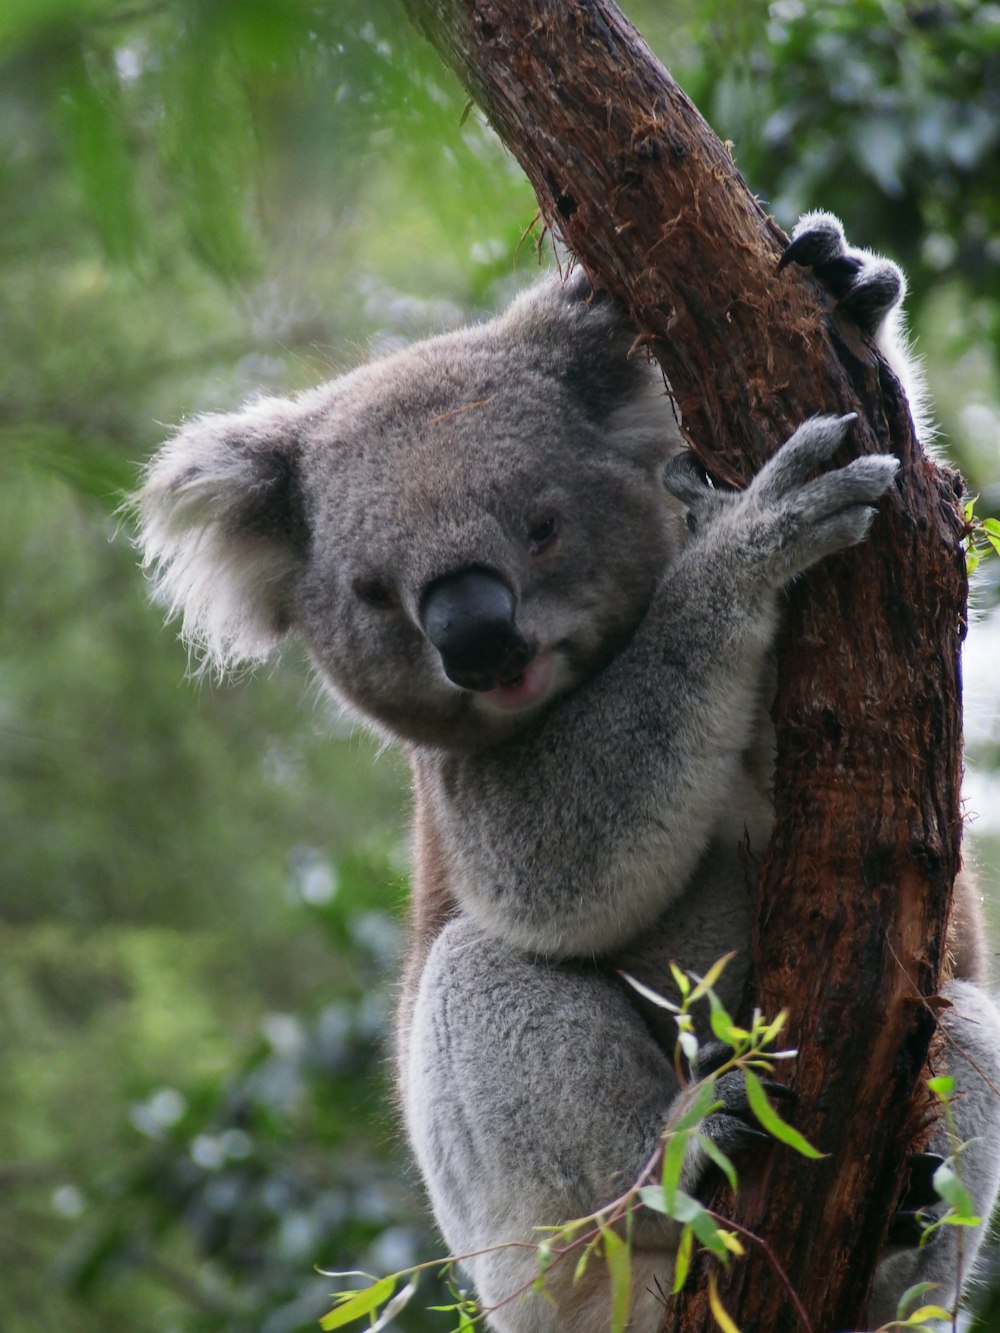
476, 649, 556, 712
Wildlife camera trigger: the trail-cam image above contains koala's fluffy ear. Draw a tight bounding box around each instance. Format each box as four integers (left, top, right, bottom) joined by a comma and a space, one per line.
499, 271, 675, 465
500, 271, 637, 412
134, 396, 308, 671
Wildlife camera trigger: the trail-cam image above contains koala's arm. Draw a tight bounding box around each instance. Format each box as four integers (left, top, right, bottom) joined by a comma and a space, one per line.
431, 416, 899, 957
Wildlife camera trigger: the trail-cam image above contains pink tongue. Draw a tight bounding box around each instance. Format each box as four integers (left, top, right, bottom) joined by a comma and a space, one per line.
485, 652, 553, 711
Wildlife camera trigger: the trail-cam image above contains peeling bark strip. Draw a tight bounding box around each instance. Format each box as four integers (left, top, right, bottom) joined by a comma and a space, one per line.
402, 2, 967, 1328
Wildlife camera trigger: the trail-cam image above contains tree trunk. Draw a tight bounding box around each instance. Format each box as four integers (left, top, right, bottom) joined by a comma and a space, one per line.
401, 2, 968, 1328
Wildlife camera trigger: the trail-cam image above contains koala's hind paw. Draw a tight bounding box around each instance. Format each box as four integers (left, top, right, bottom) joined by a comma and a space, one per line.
779, 210, 904, 337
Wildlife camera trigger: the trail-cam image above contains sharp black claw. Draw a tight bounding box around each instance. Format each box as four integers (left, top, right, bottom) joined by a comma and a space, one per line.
704, 1113, 771, 1152
757, 1077, 796, 1103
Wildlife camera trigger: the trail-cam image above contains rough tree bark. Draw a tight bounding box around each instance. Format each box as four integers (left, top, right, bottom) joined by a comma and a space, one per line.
401, 2, 968, 1329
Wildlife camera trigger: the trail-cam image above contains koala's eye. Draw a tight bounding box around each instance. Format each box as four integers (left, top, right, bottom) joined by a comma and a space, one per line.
353, 577, 397, 610
527, 512, 560, 556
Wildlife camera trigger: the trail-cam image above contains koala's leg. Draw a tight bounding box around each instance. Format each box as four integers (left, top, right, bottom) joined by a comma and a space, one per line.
405, 916, 684, 1333
867, 979, 1000, 1329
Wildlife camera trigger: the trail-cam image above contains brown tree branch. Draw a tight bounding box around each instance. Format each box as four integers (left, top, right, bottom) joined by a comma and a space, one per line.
401, 2, 967, 1328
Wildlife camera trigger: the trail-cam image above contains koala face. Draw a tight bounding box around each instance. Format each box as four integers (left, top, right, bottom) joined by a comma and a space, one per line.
136, 275, 685, 750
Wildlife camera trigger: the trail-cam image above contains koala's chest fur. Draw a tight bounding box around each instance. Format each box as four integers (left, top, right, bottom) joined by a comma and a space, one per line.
398, 739, 773, 1062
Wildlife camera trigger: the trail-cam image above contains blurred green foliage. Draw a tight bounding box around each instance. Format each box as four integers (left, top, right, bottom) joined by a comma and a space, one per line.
1, 1, 999, 1330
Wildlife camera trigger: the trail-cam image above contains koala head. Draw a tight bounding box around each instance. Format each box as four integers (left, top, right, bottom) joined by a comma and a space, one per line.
136, 274, 686, 750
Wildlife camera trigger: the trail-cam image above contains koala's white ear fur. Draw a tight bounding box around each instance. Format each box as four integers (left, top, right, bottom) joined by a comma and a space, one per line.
135, 396, 307, 671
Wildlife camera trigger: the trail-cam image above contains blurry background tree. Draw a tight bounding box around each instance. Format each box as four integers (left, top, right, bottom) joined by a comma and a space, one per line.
1, 1, 998, 1330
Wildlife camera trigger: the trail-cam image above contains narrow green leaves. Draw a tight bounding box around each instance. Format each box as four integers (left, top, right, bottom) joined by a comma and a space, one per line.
320, 1275, 397, 1329
599, 1224, 631, 1333
744, 1069, 824, 1160
964, 495, 1000, 573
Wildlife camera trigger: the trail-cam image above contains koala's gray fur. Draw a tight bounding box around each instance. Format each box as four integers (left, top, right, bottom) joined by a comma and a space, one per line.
136, 213, 1000, 1331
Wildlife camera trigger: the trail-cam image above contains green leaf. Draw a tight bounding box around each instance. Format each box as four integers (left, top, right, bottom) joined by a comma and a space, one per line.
967, 546, 981, 574
982, 517, 1000, 535
757, 1009, 789, 1047
638, 1188, 727, 1257
673, 1079, 721, 1134
932, 1161, 973, 1213
744, 1069, 824, 1159
717, 1230, 745, 1257
320, 1276, 397, 1329
698, 1133, 738, 1191
638, 1184, 670, 1215
669, 962, 691, 997
672, 1225, 694, 1294
158, 18, 261, 284
688, 952, 735, 1002
662, 1126, 691, 1211
927, 1075, 955, 1101
600, 1225, 631, 1333
895, 1281, 940, 1318
707, 989, 742, 1045
535, 1240, 553, 1277
574, 1239, 596, 1283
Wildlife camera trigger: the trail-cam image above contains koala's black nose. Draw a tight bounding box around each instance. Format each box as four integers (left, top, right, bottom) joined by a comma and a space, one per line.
421, 568, 532, 690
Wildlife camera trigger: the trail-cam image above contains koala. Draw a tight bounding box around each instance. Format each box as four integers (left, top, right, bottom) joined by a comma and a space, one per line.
135, 213, 1000, 1332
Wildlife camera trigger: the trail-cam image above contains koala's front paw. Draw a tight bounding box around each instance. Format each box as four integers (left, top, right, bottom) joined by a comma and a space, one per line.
682, 1043, 795, 1191
747, 414, 898, 583
668, 416, 899, 587
778, 211, 904, 337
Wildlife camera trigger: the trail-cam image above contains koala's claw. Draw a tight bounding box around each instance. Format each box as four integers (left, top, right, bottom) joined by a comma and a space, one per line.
778, 213, 848, 274
688, 1043, 796, 1168
779, 210, 904, 336
693, 1066, 794, 1174
690, 1041, 795, 1099
702, 1111, 770, 1158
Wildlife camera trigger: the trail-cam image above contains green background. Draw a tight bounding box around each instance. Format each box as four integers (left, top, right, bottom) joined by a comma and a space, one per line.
2, 1, 999, 1328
